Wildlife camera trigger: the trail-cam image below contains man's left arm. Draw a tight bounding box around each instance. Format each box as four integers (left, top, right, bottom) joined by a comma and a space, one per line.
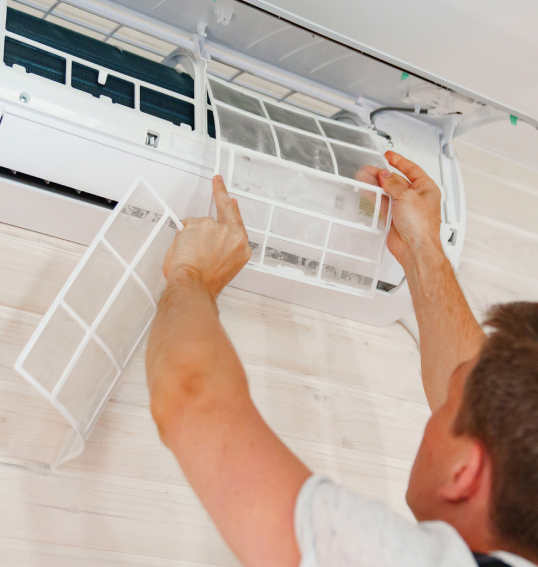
146, 175, 311, 567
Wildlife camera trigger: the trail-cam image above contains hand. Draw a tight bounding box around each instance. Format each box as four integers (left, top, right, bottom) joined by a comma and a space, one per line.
354, 165, 390, 227
355, 164, 382, 187
163, 175, 252, 297
377, 151, 443, 268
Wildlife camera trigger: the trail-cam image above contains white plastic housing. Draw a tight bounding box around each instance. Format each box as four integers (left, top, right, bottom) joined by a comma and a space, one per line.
0, 0, 466, 327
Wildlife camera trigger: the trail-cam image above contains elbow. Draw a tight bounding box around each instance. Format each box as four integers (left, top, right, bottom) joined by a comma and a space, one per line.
149, 370, 201, 448
149, 366, 220, 449
147, 354, 251, 449
150, 394, 176, 448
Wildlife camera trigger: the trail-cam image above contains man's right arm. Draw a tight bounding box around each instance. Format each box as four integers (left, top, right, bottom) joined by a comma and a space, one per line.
378, 152, 485, 412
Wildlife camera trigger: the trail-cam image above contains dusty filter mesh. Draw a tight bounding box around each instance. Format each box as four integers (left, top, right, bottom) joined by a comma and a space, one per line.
208, 77, 392, 297
15, 179, 182, 466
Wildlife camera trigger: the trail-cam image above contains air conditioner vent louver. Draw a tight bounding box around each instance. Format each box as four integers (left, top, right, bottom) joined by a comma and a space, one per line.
0, 165, 118, 209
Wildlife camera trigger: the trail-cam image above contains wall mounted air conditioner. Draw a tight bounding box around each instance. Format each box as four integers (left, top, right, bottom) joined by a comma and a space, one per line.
2, 0, 503, 327
3, 0, 531, 465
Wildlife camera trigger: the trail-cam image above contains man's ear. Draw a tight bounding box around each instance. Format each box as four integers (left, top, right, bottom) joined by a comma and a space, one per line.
439, 440, 485, 502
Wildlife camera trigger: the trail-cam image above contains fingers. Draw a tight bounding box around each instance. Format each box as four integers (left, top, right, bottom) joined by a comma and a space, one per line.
355, 165, 381, 187
377, 169, 410, 199
379, 190, 390, 226
362, 165, 382, 177
385, 151, 429, 183
212, 175, 242, 225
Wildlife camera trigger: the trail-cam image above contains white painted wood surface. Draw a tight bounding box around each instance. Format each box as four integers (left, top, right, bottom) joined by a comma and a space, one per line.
1, 141, 537, 565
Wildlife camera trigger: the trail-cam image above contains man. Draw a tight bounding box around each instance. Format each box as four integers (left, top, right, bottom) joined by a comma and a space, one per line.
146, 151, 538, 567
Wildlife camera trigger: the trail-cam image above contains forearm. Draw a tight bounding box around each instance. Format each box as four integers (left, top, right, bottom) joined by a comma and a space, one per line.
146, 274, 311, 567
403, 245, 486, 411
146, 273, 250, 436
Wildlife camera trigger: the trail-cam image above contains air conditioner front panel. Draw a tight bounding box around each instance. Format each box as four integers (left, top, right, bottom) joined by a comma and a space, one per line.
0, 110, 214, 219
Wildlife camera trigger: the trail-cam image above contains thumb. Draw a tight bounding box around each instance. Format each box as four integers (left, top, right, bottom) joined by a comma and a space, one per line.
378, 169, 410, 199
180, 217, 193, 227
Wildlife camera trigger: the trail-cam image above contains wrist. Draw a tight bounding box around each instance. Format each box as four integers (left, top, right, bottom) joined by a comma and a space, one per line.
165, 266, 212, 298
401, 237, 447, 276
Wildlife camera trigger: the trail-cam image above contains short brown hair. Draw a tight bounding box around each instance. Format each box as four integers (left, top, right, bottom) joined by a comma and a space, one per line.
455, 302, 538, 557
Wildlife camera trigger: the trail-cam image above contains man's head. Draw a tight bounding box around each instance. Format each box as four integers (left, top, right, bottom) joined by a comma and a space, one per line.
407, 302, 538, 558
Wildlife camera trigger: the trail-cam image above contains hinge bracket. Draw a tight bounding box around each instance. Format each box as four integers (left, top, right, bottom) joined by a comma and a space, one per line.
192, 31, 211, 62
440, 114, 459, 158
453, 105, 506, 138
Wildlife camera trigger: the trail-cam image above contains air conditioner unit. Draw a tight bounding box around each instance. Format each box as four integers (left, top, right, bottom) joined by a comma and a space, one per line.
0, 0, 497, 326
1, 0, 528, 463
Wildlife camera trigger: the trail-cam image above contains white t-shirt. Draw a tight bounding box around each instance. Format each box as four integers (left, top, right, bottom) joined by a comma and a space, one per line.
295, 475, 535, 567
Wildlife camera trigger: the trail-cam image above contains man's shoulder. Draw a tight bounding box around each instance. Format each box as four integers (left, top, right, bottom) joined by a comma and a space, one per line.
295, 475, 477, 567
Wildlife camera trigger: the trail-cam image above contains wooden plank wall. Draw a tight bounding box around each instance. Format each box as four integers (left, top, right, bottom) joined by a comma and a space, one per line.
0, 141, 537, 566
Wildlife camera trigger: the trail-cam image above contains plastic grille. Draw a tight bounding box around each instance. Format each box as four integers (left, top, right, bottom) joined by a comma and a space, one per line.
5, 7, 194, 97
71, 62, 135, 108
3, 35, 66, 83
140, 86, 195, 129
